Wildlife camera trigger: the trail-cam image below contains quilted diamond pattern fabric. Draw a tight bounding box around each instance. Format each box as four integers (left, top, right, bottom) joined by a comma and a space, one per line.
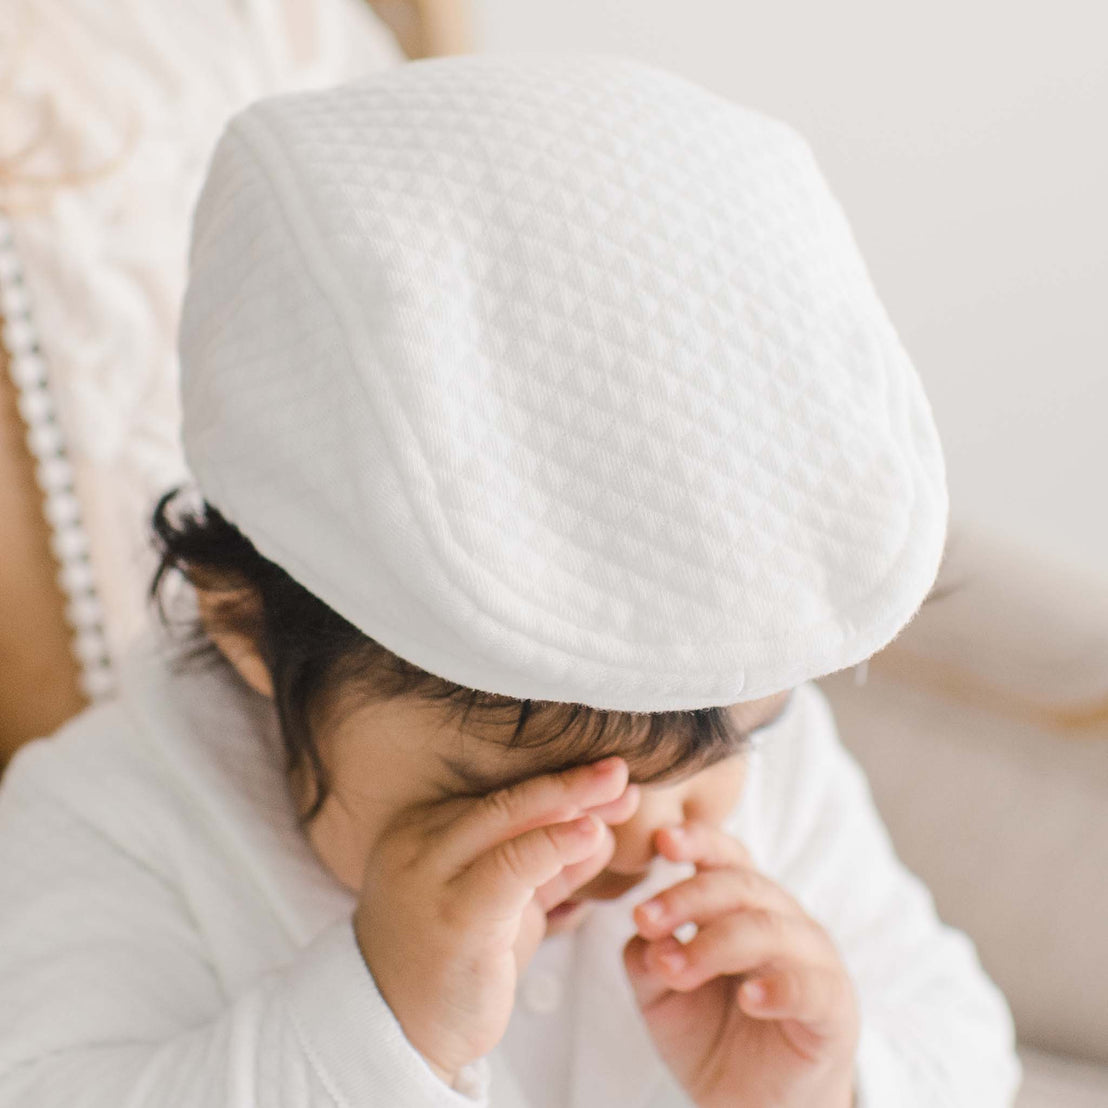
180, 52, 948, 711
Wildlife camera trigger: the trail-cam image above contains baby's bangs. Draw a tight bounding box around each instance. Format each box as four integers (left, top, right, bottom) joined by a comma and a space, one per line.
423, 686, 752, 786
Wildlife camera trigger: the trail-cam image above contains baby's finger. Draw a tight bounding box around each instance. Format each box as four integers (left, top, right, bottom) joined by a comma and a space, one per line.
623, 934, 673, 1009
633, 866, 798, 941
534, 822, 615, 913
451, 813, 607, 920
585, 782, 641, 826
739, 964, 854, 1032
654, 820, 753, 871
439, 757, 630, 873
645, 910, 832, 994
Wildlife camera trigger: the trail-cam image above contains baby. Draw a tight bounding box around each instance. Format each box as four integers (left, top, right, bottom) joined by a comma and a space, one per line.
0, 54, 1020, 1107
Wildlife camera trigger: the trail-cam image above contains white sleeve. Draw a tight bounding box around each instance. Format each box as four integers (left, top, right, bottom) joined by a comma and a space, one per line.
746, 683, 1022, 1108
0, 742, 490, 1108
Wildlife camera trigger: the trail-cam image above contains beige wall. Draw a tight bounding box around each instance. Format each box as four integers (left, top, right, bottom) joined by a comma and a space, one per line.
476, 0, 1108, 577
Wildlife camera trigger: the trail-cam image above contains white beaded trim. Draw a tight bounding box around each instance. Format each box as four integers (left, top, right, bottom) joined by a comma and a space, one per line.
0, 209, 116, 699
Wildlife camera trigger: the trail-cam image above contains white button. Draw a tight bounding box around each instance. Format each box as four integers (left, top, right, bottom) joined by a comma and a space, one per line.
520, 970, 562, 1014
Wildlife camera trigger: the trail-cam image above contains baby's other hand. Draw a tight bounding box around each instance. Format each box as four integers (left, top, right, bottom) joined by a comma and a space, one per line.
623, 821, 859, 1108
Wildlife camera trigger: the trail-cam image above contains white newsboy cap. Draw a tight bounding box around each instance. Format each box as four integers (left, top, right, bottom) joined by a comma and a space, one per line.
179, 52, 947, 712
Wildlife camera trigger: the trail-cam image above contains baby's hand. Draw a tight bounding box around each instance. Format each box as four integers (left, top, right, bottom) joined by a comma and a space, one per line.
353, 756, 638, 1088
624, 821, 859, 1108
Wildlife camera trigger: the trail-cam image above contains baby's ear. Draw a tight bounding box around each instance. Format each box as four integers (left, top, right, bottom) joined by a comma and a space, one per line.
195, 586, 274, 699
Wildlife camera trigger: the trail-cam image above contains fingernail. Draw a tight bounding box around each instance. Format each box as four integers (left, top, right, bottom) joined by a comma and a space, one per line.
592, 757, 620, 777
637, 899, 663, 925
742, 980, 766, 1004
666, 826, 686, 844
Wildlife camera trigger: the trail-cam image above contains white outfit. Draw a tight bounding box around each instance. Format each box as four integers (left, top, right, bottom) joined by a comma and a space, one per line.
0, 631, 1022, 1106
0, 0, 404, 695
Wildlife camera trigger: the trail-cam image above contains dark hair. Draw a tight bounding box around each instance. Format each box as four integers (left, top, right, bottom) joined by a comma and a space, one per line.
150, 489, 758, 826
151, 489, 959, 827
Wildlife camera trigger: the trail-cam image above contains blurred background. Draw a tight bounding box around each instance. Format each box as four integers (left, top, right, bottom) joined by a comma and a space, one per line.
1, 3, 1105, 1105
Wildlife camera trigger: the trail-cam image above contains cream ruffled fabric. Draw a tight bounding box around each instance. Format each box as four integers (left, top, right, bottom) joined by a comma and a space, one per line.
0, 0, 404, 694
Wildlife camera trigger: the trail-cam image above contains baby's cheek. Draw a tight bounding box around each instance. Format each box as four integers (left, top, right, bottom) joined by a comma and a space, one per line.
297, 789, 378, 894
684, 758, 748, 825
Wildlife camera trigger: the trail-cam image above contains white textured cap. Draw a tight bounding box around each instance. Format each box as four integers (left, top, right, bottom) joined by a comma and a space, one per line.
180, 53, 948, 711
